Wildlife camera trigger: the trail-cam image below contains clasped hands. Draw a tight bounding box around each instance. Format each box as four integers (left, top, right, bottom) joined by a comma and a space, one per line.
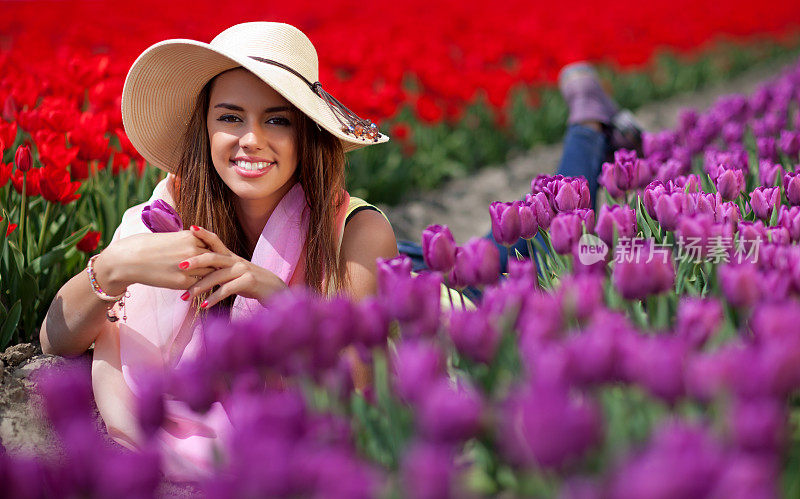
177, 225, 287, 308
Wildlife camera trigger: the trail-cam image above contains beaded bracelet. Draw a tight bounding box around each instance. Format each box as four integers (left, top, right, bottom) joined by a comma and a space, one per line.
86, 254, 129, 322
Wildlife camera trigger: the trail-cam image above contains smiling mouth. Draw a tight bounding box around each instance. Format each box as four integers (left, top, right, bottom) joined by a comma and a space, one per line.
232, 160, 276, 172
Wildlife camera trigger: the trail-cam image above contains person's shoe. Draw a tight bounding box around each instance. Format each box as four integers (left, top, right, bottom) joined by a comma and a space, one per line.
558, 62, 644, 156
558, 62, 618, 125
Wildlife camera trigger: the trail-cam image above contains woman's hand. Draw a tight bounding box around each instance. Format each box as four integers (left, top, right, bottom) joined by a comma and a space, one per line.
97, 230, 216, 295
180, 225, 288, 308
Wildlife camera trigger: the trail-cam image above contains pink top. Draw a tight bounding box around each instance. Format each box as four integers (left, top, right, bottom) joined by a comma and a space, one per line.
91, 174, 350, 481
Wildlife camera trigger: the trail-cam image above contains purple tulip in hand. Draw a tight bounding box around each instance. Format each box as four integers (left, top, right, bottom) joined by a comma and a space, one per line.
141, 199, 183, 233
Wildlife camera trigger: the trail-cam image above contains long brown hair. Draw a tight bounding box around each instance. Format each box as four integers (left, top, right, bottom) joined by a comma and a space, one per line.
174, 70, 348, 320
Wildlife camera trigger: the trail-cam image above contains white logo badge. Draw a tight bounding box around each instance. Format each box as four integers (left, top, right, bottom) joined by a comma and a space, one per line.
576, 234, 608, 266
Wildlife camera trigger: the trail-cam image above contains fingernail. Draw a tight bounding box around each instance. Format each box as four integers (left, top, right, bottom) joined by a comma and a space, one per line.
200, 300, 208, 309
178, 261, 190, 270
191, 225, 200, 231
180, 291, 190, 301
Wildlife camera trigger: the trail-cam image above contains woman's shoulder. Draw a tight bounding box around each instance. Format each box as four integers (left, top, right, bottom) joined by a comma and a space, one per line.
340, 197, 397, 262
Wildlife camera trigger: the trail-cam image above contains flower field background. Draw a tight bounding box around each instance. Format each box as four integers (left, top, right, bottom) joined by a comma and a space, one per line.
3, 1, 800, 497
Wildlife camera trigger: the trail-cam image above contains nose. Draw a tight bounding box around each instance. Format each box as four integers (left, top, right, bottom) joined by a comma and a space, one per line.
239, 123, 267, 150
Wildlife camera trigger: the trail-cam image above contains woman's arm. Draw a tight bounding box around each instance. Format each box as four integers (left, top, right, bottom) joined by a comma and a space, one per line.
339, 209, 398, 301
40, 231, 214, 357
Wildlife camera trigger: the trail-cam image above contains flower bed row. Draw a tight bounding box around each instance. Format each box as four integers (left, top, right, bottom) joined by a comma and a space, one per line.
4, 49, 800, 499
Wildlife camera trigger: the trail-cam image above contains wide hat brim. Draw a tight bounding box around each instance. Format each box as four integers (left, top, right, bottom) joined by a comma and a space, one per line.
122, 38, 389, 174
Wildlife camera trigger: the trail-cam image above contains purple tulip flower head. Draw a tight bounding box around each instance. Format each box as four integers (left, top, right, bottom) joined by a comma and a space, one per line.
526, 191, 555, 229
417, 379, 483, 443
783, 171, 800, 206
490, 201, 522, 246
518, 201, 539, 239
778, 205, 800, 242
498, 381, 601, 469
749, 186, 780, 221
624, 335, 689, 403
719, 262, 762, 308
779, 130, 800, 160
595, 204, 636, 246
400, 442, 458, 499
392, 340, 444, 404
141, 199, 183, 233
421, 224, 457, 273
675, 297, 723, 350
449, 237, 500, 288
550, 211, 587, 255
376, 254, 413, 295
715, 167, 745, 201
448, 308, 501, 364
758, 160, 783, 188
757, 136, 779, 163
612, 240, 675, 300
737, 220, 767, 253
653, 191, 684, 231
728, 397, 786, 454
722, 122, 745, 145
553, 177, 591, 212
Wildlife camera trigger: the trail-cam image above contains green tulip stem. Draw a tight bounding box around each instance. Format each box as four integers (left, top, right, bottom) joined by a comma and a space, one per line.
37, 202, 53, 255
18, 172, 27, 260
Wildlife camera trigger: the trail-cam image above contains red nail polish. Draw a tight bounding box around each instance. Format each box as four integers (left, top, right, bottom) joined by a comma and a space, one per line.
200, 300, 208, 309
179, 261, 190, 270
180, 291, 190, 301
191, 225, 200, 231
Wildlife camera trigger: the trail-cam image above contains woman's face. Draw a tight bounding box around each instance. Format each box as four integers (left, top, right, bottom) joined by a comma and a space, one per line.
207, 68, 298, 205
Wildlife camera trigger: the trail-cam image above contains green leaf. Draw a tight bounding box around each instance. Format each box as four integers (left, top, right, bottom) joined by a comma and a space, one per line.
0, 300, 21, 349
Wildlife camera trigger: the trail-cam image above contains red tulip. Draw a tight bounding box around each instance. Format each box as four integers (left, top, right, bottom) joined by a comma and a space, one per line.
0, 217, 18, 236
0, 162, 11, 188
40, 166, 82, 205
14, 144, 32, 173
10, 167, 41, 196
76, 230, 102, 253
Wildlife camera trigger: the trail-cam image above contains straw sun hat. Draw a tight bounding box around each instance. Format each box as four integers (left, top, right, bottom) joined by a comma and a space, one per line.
121, 22, 389, 174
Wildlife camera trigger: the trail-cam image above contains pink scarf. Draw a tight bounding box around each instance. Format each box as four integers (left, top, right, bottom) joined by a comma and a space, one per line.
93, 174, 349, 480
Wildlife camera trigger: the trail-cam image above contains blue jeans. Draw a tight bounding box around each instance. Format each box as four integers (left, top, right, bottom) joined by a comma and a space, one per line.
493, 124, 608, 273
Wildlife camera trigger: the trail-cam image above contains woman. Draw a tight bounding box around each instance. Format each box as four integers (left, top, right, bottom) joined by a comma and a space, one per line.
39, 22, 397, 479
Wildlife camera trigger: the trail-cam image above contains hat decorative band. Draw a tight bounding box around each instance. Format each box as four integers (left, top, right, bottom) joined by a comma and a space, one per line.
249, 56, 382, 142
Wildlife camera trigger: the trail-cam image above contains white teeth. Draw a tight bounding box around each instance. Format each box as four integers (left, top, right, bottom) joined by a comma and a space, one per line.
235, 160, 274, 171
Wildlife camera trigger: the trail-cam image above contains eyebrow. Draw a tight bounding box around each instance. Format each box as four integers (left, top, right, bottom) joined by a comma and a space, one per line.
213, 103, 291, 113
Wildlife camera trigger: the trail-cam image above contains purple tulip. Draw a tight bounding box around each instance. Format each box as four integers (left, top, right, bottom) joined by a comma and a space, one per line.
737, 221, 767, 253
526, 191, 554, 229
653, 192, 684, 231
757, 137, 778, 162
400, 442, 457, 499
783, 172, 800, 205
382, 271, 442, 337
595, 205, 636, 245
719, 262, 762, 308
490, 201, 522, 246
448, 308, 500, 363
421, 224, 457, 272
758, 160, 783, 187
677, 108, 700, 135
779, 130, 800, 159
778, 205, 800, 242
354, 298, 390, 348
715, 168, 745, 201
141, 199, 183, 233
722, 122, 745, 145
392, 341, 444, 404
609, 422, 725, 499
750, 301, 800, 342
553, 177, 591, 212
558, 273, 605, 321
643, 181, 667, 219
135, 372, 165, 440
750, 85, 773, 116
612, 240, 674, 300
548, 212, 584, 255
417, 379, 483, 442
624, 335, 689, 403
749, 186, 780, 220
728, 397, 786, 454
599, 150, 641, 198
518, 202, 539, 239
565, 318, 630, 386
710, 455, 779, 498
449, 238, 500, 288
498, 381, 600, 469
675, 297, 722, 349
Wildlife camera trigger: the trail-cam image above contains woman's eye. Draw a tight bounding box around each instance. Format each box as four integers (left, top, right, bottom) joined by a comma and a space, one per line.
267, 117, 291, 126
217, 114, 241, 123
